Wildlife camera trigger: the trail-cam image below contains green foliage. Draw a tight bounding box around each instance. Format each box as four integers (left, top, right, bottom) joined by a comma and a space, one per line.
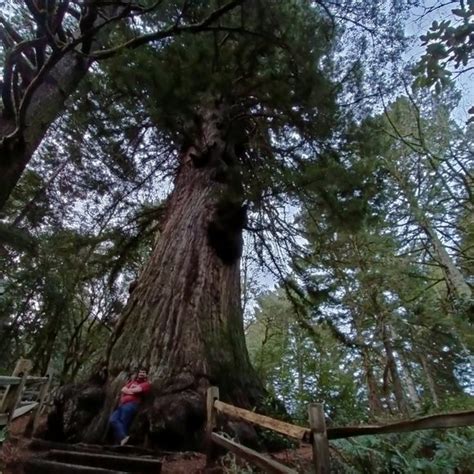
333, 429, 474, 473
246, 291, 365, 425
243, 83, 472, 471
109, 1, 337, 138
101, 0, 341, 220
414, 1, 474, 120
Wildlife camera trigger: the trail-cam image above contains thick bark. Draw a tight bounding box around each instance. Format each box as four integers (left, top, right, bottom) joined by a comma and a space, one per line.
47, 105, 266, 448
108, 105, 258, 386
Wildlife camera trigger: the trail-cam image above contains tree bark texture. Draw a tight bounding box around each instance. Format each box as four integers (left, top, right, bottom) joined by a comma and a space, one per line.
46, 104, 266, 448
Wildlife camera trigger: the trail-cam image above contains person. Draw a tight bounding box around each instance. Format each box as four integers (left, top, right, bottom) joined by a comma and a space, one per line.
109, 368, 151, 445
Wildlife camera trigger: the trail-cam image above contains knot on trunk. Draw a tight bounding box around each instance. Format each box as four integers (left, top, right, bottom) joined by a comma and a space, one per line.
207, 198, 246, 265
141, 389, 205, 450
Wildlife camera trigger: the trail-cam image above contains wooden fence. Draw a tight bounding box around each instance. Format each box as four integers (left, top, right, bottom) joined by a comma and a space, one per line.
205, 386, 474, 474
0, 358, 52, 435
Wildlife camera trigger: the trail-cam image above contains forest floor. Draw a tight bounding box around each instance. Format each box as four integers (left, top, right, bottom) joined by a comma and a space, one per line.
0, 415, 314, 473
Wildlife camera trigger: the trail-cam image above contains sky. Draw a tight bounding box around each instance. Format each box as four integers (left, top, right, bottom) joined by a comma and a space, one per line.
405, 0, 474, 123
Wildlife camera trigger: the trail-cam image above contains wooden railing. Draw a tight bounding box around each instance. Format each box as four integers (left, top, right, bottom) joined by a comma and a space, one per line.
205, 386, 474, 474
0, 358, 53, 435
205, 386, 328, 473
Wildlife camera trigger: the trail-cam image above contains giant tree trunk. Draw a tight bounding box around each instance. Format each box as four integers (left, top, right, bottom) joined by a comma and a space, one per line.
54, 104, 265, 448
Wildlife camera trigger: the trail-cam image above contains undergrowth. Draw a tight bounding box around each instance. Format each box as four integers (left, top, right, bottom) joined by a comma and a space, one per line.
332, 428, 474, 473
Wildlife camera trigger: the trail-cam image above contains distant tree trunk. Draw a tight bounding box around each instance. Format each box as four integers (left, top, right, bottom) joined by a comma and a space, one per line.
381, 323, 410, 416
352, 302, 384, 418
399, 356, 421, 411
59, 102, 266, 447
295, 331, 305, 404
390, 326, 421, 411
361, 347, 384, 418
419, 354, 440, 407
0, 51, 88, 209
28, 301, 67, 374
389, 167, 471, 299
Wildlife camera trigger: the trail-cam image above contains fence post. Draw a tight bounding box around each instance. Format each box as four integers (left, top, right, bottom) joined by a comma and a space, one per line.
29, 368, 53, 436
308, 403, 330, 474
0, 358, 32, 423
206, 386, 220, 466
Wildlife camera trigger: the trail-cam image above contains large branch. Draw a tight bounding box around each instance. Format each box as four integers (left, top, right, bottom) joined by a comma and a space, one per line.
0, 1, 246, 210
89, 0, 245, 59
2, 0, 245, 147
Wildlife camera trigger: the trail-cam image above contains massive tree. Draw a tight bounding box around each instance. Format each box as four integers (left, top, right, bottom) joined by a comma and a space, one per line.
47, 0, 339, 446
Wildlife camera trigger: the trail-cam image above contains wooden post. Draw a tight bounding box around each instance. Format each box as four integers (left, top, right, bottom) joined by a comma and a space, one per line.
0, 358, 32, 423
29, 368, 53, 436
206, 386, 219, 466
308, 403, 330, 474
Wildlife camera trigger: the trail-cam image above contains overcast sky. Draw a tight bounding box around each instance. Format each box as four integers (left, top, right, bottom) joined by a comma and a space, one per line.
405, 0, 473, 122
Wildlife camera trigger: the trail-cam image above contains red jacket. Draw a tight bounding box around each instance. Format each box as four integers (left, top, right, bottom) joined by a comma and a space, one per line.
119, 379, 151, 406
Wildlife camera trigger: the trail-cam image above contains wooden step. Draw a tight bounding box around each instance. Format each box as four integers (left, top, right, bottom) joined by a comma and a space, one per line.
47, 449, 162, 473
29, 438, 159, 456
24, 459, 129, 474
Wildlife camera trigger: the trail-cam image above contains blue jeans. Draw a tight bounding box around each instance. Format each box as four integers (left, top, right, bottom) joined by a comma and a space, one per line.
109, 402, 139, 443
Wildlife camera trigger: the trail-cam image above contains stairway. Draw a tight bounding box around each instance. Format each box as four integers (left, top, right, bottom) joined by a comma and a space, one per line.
24, 439, 162, 474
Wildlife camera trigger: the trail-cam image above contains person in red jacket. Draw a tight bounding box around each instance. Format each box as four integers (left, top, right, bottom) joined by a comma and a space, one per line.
109, 368, 151, 445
